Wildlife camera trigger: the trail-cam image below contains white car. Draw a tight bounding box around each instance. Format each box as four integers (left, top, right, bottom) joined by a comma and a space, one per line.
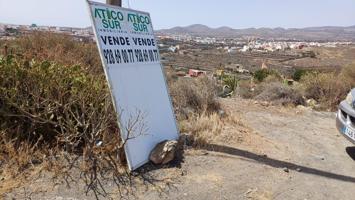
336, 88, 355, 143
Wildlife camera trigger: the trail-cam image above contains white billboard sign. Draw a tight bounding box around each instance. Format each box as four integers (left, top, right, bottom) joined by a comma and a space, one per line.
87, 1, 179, 170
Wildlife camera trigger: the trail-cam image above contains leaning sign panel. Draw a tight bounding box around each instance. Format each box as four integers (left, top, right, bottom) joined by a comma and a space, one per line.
87, 1, 179, 170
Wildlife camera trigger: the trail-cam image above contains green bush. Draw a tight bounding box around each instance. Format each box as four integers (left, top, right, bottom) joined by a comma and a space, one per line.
253, 69, 281, 82
292, 69, 307, 81
253, 69, 269, 82
222, 74, 238, 93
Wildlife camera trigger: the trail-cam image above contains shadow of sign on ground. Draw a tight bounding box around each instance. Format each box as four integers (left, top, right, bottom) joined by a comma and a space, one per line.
203, 144, 355, 183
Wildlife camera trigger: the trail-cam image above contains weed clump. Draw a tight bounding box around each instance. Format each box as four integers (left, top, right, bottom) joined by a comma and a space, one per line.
255, 82, 304, 106
253, 69, 281, 82
169, 76, 220, 119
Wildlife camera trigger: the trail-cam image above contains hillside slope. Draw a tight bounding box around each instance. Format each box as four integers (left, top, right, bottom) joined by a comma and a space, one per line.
158, 24, 355, 41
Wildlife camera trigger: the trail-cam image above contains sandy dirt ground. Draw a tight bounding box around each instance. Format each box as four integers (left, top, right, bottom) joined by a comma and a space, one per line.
4, 98, 355, 200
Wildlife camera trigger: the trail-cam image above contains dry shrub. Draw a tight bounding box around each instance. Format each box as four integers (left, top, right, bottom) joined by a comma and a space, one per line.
169, 76, 220, 119
1, 32, 102, 74
0, 56, 118, 149
263, 74, 283, 83
341, 63, 355, 86
255, 82, 304, 106
0, 33, 173, 197
301, 64, 354, 110
236, 79, 255, 98
0, 55, 132, 196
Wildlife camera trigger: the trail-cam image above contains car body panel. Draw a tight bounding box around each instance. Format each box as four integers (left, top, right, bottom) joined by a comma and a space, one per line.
336, 89, 355, 144
351, 88, 355, 98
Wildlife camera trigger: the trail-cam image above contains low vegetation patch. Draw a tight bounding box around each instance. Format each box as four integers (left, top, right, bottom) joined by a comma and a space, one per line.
255, 82, 304, 106
253, 69, 282, 82
0, 54, 131, 196
0, 33, 226, 197
179, 112, 246, 148
292, 69, 308, 81
169, 76, 220, 120
300, 64, 355, 110
0, 33, 147, 197
1, 32, 102, 74
1, 32, 353, 197
238, 64, 354, 110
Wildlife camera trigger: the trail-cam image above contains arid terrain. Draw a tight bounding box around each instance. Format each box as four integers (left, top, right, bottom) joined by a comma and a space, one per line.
4, 98, 355, 200
0, 32, 354, 200
161, 44, 355, 74
1, 0, 355, 198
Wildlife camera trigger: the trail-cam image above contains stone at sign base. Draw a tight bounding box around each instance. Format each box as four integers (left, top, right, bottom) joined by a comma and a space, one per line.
150, 140, 178, 165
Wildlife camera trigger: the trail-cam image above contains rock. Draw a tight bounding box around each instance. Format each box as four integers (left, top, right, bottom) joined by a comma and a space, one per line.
253, 100, 269, 106
244, 188, 257, 197
181, 107, 195, 119
218, 109, 226, 118
179, 132, 194, 146
150, 140, 178, 165
297, 105, 310, 110
31, 159, 42, 165
318, 155, 325, 160
283, 167, 289, 173
181, 169, 187, 176
260, 101, 270, 107
296, 105, 311, 114
245, 188, 253, 195
200, 150, 209, 155
306, 99, 318, 108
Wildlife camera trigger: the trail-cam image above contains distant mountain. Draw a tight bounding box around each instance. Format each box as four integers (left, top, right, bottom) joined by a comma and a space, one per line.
157, 24, 355, 41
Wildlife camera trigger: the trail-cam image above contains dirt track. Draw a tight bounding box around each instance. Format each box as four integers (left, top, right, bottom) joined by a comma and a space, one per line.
5, 98, 355, 200
142, 98, 355, 200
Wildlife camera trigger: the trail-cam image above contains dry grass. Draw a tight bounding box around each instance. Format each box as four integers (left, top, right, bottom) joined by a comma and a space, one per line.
180, 113, 223, 147
179, 112, 246, 147
0, 135, 46, 196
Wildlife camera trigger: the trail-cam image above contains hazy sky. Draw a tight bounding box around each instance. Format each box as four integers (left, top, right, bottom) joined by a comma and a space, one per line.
0, 0, 354, 29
